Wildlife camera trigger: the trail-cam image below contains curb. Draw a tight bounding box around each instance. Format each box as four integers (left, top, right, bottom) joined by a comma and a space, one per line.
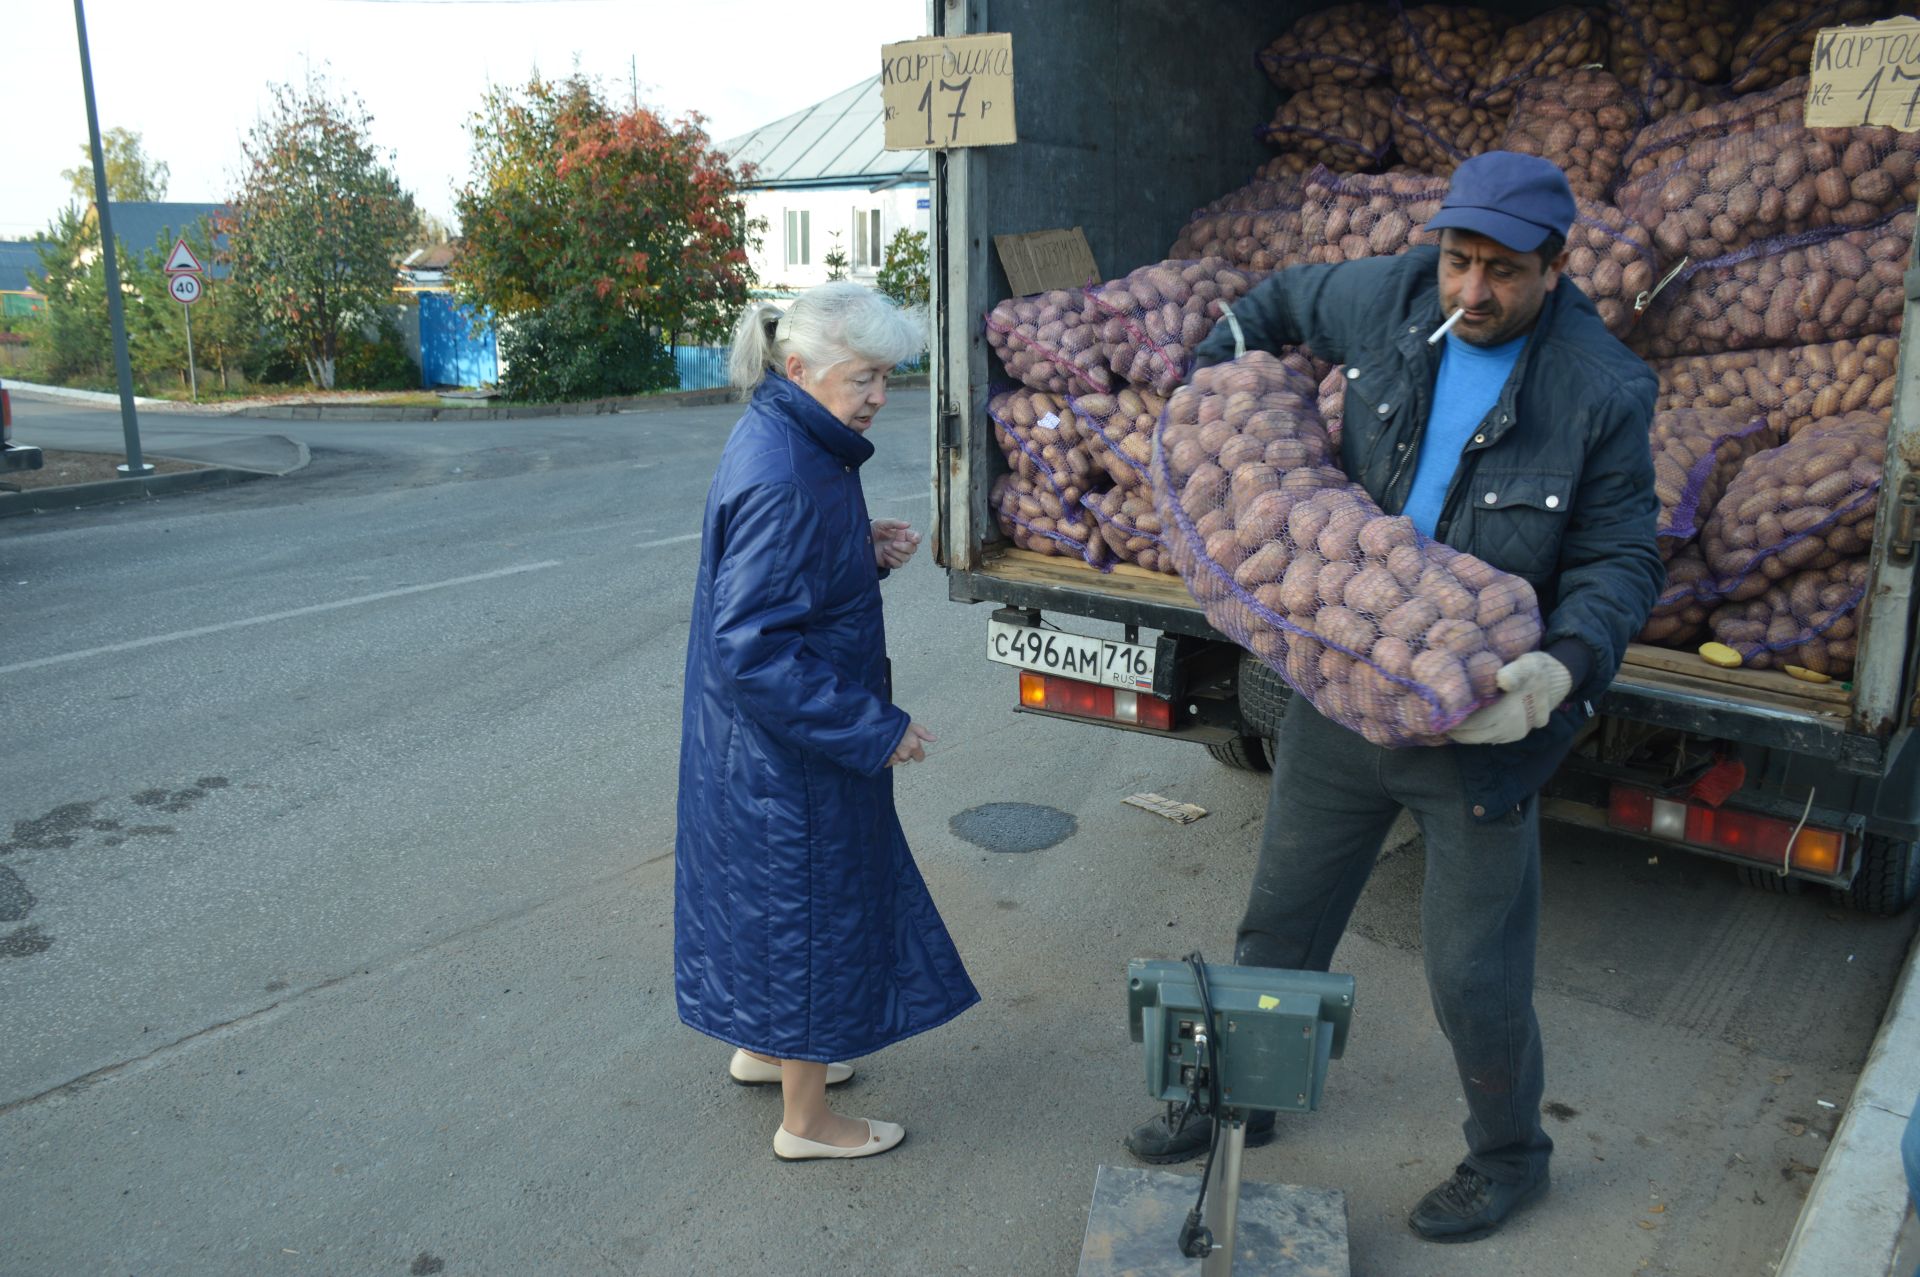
8, 374, 930, 421
0, 466, 266, 518
1777, 923, 1920, 1276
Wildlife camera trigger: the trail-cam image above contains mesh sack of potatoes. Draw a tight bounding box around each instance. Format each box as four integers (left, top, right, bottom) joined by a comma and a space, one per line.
1636, 543, 1716, 646
1628, 210, 1913, 359
1261, 85, 1398, 173
1260, 3, 1394, 93
1297, 168, 1448, 266
987, 388, 1102, 523
1605, 0, 1742, 112
1652, 335, 1900, 438
1319, 364, 1347, 449
1473, 5, 1608, 109
1257, 153, 1321, 182
984, 288, 1114, 395
1707, 557, 1870, 675
1169, 175, 1307, 265
1086, 487, 1175, 574
1390, 95, 1511, 176
1150, 351, 1543, 748
1082, 259, 1268, 396
1650, 409, 1775, 552
984, 259, 1267, 398
1729, 0, 1889, 95
1616, 78, 1807, 190
1616, 121, 1920, 263
1699, 411, 1886, 601
1498, 68, 1642, 201
1389, 5, 1507, 101
990, 471, 1101, 563
1067, 386, 1170, 494
1564, 199, 1662, 338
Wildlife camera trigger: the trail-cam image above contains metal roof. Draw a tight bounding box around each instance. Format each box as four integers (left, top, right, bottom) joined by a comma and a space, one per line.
0, 242, 53, 294
102, 202, 231, 278
723, 77, 927, 191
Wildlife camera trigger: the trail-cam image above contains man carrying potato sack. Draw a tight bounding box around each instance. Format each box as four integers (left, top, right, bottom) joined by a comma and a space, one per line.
1122, 152, 1662, 1245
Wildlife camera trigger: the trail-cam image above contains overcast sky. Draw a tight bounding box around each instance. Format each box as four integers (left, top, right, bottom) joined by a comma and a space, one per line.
5, 0, 926, 240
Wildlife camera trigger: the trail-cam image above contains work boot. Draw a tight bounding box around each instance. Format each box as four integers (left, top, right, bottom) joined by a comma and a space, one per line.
1123, 1102, 1275, 1165
1407, 1163, 1549, 1243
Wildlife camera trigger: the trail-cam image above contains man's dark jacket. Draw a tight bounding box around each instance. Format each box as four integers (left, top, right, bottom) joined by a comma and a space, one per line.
1192, 245, 1663, 818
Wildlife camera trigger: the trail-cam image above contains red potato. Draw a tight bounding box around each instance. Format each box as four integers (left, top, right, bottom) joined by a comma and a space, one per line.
1652, 335, 1900, 441
1261, 85, 1396, 173
1707, 556, 1870, 674
1498, 68, 1641, 201
1260, 4, 1393, 92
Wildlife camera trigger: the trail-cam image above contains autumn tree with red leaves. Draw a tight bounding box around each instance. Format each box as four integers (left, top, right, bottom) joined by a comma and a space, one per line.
223, 72, 418, 390
453, 74, 759, 400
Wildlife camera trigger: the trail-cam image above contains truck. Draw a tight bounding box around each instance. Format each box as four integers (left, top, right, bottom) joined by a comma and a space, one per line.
926, 1, 1920, 913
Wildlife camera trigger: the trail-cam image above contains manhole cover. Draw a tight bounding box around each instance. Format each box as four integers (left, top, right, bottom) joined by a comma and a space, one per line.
949, 803, 1077, 854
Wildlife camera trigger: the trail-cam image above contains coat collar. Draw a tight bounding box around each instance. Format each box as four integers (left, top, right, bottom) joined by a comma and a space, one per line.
753, 372, 876, 469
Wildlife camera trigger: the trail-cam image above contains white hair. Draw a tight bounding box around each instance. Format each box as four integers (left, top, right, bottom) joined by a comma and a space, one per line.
728, 281, 926, 392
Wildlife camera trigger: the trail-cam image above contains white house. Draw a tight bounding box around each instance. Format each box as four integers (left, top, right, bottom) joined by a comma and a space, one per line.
724, 77, 929, 297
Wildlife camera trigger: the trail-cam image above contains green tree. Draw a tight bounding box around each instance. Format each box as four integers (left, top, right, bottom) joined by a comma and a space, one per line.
823, 230, 849, 282
32, 205, 112, 384
223, 72, 418, 389
877, 228, 929, 307
454, 72, 758, 391
62, 127, 171, 204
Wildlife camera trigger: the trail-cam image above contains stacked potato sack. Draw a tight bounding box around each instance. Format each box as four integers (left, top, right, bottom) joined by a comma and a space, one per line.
1296, 169, 1447, 266
1498, 68, 1642, 201
984, 258, 1266, 400
986, 389, 1101, 564
1152, 352, 1543, 748
1262, 85, 1398, 173
1649, 408, 1775, 554
1605, 0, 1744, 119
1727, 0, 1890, 94
1629, 210, 1912, 359
1564, 200, 1661, 338
1257, 6, 1397, 175
1614, 78, 1807, 189
1652, 336, 1900, 439
1708, 559, 1871, 674
1614, 122, 1920, 263
1168, 175, 1307, 270
1638, 545, 1716, 645
1259, 3, 1393, 93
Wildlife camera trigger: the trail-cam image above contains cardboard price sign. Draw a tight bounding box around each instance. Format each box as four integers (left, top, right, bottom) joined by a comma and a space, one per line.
1805, 17, 1920, 129
881, 34, 1017, 150
995, 228, 1100, 297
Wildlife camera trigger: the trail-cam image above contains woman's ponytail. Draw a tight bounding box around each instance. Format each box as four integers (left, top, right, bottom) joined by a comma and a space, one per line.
728, 302, 785, 392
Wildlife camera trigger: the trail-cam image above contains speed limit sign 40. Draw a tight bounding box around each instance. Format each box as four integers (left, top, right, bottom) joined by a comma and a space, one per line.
169, 273, 203, 305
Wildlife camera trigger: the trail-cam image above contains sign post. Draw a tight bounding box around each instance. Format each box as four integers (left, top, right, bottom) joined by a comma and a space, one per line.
164, 237, 205, 403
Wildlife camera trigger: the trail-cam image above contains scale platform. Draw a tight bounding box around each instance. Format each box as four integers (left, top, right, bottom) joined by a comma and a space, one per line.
1077, 1165, 1350, 1277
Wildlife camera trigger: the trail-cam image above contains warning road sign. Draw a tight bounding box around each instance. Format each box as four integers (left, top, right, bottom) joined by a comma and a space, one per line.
169, 273, 203, 305
164, 238, 204, 275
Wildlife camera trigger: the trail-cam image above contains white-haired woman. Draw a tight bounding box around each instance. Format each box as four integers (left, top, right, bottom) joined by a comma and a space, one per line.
673, 282, 978, 1161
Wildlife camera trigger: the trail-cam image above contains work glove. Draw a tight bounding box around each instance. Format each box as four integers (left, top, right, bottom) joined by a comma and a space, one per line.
1446, 651, 1572, 747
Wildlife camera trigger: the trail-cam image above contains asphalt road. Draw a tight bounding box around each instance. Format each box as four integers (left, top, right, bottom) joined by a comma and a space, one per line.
1, 390, 1914, 1276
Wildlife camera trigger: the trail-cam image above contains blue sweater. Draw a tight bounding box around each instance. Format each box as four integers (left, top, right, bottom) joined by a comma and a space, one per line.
1401, 331, 1527, 538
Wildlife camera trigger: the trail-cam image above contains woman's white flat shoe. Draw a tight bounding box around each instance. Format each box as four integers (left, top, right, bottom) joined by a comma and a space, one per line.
773, 1119, 905, 1161
729, 1049, 853, 1086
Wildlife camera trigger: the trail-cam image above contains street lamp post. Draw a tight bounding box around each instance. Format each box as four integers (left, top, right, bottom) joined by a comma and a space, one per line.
71, 0, 152, 477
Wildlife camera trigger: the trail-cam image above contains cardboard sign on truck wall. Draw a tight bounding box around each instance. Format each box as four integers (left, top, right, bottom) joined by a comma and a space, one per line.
994, 228, 1100, 297
1805, 17, 1920, 129
882, 34, 1017, 150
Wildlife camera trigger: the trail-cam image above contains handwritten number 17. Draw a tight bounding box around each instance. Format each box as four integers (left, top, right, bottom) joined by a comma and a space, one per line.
1853, 65, 1920, 128
917, 76, 974, 145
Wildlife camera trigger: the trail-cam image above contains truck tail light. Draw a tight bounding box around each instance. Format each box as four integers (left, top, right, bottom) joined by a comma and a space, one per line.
1017, 671, 1173, 731
1607, 784, 1844, 875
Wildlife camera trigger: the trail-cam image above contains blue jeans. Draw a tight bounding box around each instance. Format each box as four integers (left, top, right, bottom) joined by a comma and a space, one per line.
1235, 699, 1553, 1184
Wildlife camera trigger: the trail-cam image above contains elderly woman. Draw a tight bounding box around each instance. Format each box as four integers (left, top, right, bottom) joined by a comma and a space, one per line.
674, 282, 979, 1161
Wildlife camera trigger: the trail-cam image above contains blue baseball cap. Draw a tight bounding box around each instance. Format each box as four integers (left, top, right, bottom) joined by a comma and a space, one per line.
1424, 152, 1576, 253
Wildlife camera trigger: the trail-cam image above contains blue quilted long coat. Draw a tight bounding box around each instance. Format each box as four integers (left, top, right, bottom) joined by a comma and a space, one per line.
673, 372, 979, 1062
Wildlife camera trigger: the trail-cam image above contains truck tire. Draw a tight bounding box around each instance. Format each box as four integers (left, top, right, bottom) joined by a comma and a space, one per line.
1207, 734, 1274, 772
1736, 866, 1801, 895
1834, 835, 1920, 916
1237, 651, 1293, 739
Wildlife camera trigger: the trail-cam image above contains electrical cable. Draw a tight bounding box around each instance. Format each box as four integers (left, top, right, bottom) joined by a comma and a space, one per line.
1178, 951, 1226, 1260
1778, 787, 1816, 878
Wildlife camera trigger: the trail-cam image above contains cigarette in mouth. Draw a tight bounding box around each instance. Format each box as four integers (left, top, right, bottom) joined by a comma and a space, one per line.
1428, 308, 1466, 345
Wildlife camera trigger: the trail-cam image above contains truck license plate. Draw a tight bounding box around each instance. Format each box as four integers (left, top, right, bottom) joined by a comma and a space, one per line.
986, 620, 1156, 692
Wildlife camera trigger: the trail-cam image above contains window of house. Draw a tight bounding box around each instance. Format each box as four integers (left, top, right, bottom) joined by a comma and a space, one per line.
853, 208, 883, 269
785, 209, 810, 267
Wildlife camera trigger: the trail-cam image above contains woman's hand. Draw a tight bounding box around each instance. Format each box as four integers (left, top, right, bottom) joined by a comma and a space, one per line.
872, 519, 922, 570
886, 721, 936, 767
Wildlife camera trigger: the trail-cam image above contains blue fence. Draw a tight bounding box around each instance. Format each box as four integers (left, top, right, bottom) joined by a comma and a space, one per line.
419, 292, 498, 389
673, 345, 730, 391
